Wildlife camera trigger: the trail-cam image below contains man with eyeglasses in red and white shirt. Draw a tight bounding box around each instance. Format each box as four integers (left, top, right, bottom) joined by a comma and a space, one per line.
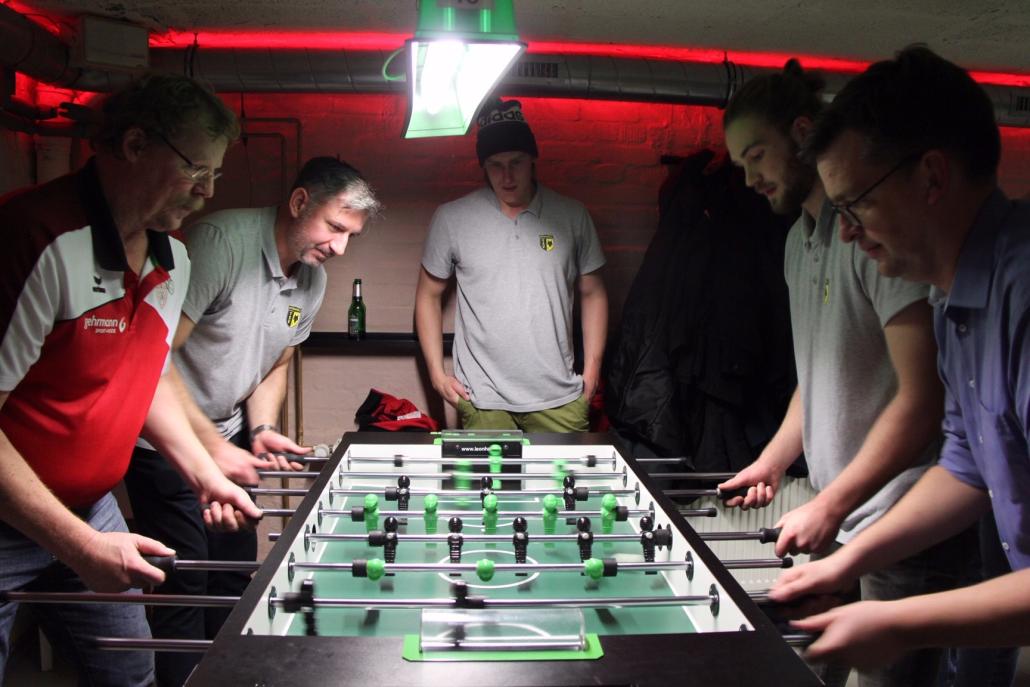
0, 73, 260, 686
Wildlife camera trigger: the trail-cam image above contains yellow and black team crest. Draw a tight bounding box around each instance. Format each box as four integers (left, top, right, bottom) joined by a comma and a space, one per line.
539, 234, 555, 252
286, 305, 302, 328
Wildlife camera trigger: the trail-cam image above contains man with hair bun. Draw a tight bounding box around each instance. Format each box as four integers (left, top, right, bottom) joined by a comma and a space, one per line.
125, 156, 380, 687
770, 45, 1028, 681
0, 72, 260, 686
415, 98, 608, 432
719, 59, 974, 686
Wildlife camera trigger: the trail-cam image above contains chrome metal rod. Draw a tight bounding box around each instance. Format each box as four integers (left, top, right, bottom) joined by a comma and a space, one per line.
248, 487, 311, 496
645, 472, 735, 480
257, 470, 321, 479
346, 455, 605, 466
700, 528, 781, 543
271, 594, 716, 610
0, 591, 237, 607
421, 638, 584, 651
319, 507, 656, 519
302, 532, 648, 543
88, 637, 212, 652
280, 529, 768, 544
167, 560, 260, 572
293, 560, 692, 574
677, 508, 718, 517
257, 486, 615, 497
334, 471, 617, 481
659, 489, 720, 498
722, 558, 792, 570
330, 487, 637, 497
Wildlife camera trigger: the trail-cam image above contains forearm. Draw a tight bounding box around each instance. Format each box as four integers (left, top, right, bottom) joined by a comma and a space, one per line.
837, 466, 989, 576
414, 288, 447, 382
760, 387, 804, 471
579, 287, 608, 379
0, 428, 100, 565
167, 364, 228, 454
818, 391, 942, 519
895, 568, 1030, 648
140, 374, 222, 492
245, 357, 289, 430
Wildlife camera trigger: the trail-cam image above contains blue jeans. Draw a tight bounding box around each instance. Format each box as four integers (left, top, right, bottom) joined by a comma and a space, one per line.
0, 492, 153, 686
124, 429, 256, 687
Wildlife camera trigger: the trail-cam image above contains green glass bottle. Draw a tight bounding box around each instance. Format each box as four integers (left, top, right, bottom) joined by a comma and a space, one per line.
347, 278, 365, 340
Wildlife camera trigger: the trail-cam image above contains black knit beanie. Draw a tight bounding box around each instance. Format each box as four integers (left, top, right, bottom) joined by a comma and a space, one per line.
475, 98, 538, 166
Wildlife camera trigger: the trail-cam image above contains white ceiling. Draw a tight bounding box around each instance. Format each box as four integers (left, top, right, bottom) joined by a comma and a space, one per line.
16, 0, 1030, 74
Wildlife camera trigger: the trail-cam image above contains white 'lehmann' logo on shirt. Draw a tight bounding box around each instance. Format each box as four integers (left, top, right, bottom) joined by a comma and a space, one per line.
83, 315, 127, 334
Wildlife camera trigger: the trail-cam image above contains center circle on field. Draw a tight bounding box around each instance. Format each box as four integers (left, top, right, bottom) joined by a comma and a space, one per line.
436, 548, 540, 589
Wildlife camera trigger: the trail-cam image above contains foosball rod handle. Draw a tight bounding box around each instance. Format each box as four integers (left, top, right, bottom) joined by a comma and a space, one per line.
142, 555, 176, 575
715, 486, 750, 501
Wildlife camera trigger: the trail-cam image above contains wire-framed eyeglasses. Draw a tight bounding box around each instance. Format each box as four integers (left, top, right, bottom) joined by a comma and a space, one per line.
830, 152, 922, 227
156, 132, 222, 184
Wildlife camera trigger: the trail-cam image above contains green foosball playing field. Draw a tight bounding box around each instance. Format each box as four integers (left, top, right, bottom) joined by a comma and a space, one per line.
293, 488, 698, 643
189, 432, 821, 687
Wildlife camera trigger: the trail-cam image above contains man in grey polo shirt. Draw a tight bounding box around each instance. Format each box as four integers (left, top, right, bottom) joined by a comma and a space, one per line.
415, 99, 608, 432
718, 61, 973, 686
124, 157, 380, 687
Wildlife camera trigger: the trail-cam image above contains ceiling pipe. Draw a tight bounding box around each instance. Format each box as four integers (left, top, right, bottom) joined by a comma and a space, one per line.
3, 4, 1030, 127
152, 48, 1030, 127
0, 108, 87, 136
0, 3, 130, 91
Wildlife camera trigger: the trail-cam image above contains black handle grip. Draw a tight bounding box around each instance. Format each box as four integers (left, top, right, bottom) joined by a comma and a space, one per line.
759, 527, 783, 544
716, 486, 749, 501
142, 555, 176, 575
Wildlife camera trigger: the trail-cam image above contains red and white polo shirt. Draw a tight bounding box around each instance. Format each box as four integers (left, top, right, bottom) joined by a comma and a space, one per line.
0, 159, 189, 508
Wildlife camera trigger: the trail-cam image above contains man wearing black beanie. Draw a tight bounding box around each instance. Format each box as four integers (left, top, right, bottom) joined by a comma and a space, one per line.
415, 98, 608, 431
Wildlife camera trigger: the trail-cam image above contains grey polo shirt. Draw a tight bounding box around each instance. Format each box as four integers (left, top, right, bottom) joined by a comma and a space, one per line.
175, 206, 326, 438
785, 199, 936, 542
422, 185, 606, 412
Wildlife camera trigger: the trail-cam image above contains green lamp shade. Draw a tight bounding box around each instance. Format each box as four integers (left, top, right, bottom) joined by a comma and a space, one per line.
404, 38, 524, 139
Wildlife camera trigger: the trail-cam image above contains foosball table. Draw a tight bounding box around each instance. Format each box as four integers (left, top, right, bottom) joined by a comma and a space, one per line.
186, 431, 820, 686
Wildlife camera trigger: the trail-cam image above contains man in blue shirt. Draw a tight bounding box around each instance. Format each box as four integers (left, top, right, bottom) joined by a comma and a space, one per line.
768, 46, 1030, 671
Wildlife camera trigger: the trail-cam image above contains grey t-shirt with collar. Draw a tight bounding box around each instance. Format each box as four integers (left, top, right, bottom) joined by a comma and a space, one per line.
785, 199, 936, 542
422, 185, 606, 412
175, 206, 326, 438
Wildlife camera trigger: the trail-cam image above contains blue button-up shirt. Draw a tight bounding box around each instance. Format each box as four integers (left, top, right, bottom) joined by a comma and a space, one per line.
933, 189, 1030, 571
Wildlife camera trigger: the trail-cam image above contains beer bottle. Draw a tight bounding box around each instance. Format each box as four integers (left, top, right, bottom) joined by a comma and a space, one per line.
347, 278, 366, 340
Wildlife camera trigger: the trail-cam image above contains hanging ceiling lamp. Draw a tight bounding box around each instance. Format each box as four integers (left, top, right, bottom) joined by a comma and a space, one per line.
402, 0, 525, 139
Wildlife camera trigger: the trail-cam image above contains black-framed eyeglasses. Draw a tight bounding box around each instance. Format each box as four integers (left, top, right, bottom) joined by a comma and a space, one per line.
156, 132, 222, 184
830, 151, 922, 227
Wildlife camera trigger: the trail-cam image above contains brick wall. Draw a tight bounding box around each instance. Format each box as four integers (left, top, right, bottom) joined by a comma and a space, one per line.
5, 91, 1030, 445
205, 93, 729, 443
200, 93, 1030, 444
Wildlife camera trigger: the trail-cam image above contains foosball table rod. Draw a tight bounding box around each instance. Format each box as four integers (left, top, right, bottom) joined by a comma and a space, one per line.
87, 638, 212, 652
276, 527, 781, 545
85, 634, 808, 654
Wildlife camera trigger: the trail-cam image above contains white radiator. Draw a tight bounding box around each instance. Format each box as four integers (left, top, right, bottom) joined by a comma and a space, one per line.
688, 476, 818, 593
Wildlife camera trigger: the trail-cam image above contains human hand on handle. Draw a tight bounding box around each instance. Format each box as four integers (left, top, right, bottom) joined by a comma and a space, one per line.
718, 458, 783, 510
772, 497, 844, 557
71, 530, 176, 592
196, 473, 263, 533
252, 428, 310, 471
